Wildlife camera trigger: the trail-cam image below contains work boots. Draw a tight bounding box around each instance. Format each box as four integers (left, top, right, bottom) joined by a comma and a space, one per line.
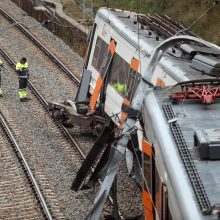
19, 89, 28, 101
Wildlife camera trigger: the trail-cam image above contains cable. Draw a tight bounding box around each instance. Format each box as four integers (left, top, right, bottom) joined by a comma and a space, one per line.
71, 0, 94, 20
175, 0, 220, 35
104, 0, 110, 23
136, 0, 142, 90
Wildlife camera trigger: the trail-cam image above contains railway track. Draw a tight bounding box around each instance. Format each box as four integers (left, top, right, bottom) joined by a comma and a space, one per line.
0, 8, 120, 218
0, 1, 143, 218
0, 48, 84, 156
0, 51, 93, 219
0, 8, 81, 83
0, 40, 122, 220
0, 8, 80, 104
0, 46, 95, 219
0, 7, 89, 159
0, 111, 52, 219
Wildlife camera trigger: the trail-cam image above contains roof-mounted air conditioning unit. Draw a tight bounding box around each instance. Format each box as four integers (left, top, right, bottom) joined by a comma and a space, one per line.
194, 128, 220, 160
191, 55, 220, 76
180, 44, 220, 76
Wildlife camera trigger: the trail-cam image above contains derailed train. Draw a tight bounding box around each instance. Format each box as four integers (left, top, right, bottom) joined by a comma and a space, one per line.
49, 7, 220, 220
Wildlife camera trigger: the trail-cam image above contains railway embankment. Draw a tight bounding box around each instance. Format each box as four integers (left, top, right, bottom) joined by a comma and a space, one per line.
11, 0, 89, 56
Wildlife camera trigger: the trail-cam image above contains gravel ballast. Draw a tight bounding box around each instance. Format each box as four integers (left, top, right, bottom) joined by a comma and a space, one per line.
0, 1, 143, 218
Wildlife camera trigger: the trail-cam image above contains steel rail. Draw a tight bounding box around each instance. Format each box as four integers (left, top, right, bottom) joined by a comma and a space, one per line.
0, 46, 123, 220
0, 8, 123, 215
0, 7, 80, 85
0, 48, 85, 156
0, 112, 53, 220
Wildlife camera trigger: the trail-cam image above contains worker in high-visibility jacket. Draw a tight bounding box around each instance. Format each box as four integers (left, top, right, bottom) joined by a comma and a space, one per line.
0, 59, 4, 97
16, 57, 29, 101
113, 81, 128, 96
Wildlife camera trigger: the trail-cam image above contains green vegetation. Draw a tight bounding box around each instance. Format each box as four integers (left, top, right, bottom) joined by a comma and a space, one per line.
62, 0, 220, 45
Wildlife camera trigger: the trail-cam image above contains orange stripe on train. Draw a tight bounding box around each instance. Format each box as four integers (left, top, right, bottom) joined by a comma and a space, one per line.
120, 99, 130, 128
142, 189, 154, 220
142, 139, 152, 156
108, 39, 116, 55
90, 75, 103, 112
119, 58, 139, 128
156, 78, 165, 87
130, 58, 139, 71
89, 40, 116, 112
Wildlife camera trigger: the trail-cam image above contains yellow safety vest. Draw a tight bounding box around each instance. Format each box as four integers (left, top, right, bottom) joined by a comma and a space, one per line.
0, 60, 3, 74
114, 83, 127, 93
16, 62, 29, 71
16, 62, 29, 78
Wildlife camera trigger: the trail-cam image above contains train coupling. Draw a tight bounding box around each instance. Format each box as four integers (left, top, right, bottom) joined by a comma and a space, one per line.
48, 100, 108, 136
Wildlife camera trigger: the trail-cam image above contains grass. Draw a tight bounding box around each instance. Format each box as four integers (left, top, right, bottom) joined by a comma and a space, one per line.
61, 0, 220, 45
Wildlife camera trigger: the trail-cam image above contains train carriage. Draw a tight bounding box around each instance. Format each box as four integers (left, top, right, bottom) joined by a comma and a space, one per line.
49, 7, 220, 220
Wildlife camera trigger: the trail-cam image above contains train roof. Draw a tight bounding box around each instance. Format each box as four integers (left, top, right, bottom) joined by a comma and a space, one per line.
96, 8, 220, 82
151, 82, 220, 218
96, 8, 160, 56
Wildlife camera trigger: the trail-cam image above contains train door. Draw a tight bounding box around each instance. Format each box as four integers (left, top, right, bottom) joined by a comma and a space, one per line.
126, 58, 141, 101
105, 57, 140, 126
119, 58, 140, 127
89, 38, 116, 112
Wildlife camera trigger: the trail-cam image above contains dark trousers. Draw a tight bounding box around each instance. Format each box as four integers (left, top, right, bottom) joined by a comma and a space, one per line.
19, 78, 27, 90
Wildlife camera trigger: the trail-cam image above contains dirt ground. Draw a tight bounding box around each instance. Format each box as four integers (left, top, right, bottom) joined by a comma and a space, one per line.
53, 0, 94, 21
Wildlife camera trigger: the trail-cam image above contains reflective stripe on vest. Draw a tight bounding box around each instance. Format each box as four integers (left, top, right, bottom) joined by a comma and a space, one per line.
16, 62, 29, 78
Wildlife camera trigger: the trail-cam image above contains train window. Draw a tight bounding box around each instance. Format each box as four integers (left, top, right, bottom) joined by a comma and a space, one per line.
143, 153, 152, 192
127, 70, 141, 101
100, 39, 116, 78
109, 53, 130, 97
92, 36, 108, 73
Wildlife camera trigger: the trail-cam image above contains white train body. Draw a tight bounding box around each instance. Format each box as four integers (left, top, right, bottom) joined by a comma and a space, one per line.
85, 8, 219, 124
83, 8, 220, 220
50, 8, 220, 220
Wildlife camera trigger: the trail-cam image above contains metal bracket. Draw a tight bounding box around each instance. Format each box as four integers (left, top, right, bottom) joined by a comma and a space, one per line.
122, 104, 141, 119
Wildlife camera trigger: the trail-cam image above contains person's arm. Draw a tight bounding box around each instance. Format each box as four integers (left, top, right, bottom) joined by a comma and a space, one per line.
0, 60, 3, 67
16, 63, 22, 73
